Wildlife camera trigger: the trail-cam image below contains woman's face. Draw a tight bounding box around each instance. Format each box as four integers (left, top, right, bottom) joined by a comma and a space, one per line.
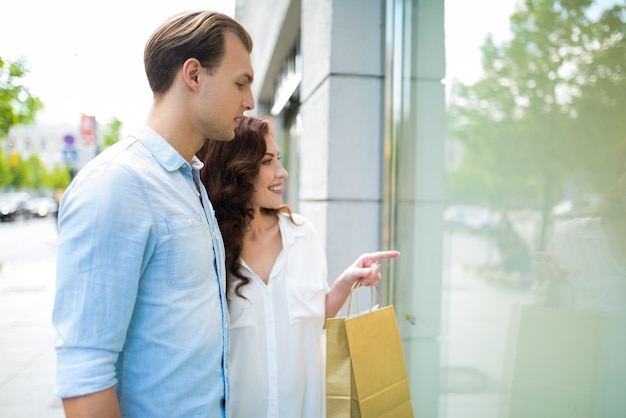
250, 132, 288, 210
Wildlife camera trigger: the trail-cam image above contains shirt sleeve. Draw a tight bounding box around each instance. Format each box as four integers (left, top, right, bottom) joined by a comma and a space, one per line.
53, 160, 153, 398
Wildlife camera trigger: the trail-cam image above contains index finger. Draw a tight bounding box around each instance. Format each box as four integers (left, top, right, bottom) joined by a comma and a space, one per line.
365, 250, 400, 262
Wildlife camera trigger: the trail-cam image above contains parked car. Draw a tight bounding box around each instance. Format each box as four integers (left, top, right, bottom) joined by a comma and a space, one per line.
551, 193, 602, 218
443, 204, 498, 233
27, 197, 59, 218
0, 192, 33, 222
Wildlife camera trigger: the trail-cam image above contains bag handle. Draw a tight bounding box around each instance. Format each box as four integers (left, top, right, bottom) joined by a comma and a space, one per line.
346, 280, 380, 317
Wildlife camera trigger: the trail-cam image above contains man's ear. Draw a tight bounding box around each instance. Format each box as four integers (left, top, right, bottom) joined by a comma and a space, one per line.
182, 58, 201, 90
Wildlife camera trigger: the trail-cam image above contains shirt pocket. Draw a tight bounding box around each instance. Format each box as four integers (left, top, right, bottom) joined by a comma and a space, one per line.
165, 213, 212, 289
286, 276, 326, 323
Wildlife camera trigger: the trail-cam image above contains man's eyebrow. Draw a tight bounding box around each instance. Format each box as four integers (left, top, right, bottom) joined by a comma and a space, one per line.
242, 73, 254, 84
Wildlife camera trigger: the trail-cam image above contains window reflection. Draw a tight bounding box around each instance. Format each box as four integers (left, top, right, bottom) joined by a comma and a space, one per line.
440, 0, 626, 417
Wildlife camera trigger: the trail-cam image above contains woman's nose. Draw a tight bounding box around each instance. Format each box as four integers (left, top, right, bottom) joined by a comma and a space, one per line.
277, 164, 288, 179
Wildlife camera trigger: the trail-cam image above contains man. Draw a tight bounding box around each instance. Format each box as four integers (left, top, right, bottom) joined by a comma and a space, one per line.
52, 11, 254, 418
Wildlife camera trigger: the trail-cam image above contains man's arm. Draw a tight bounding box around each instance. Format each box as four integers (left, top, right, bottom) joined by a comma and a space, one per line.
62, 387, 121, 418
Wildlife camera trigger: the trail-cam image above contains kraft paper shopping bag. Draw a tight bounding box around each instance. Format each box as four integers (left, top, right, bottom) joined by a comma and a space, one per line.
326, 315, 354, 417
326, 284, 413, 417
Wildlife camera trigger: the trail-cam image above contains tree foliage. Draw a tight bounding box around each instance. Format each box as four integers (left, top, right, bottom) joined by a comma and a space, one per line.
0, 148, 10, 188
447, 0, 626, 210
46, 163, 72, 190
101, 117, 123, 150
0, 150, 71, 191
0, 56, 43, 139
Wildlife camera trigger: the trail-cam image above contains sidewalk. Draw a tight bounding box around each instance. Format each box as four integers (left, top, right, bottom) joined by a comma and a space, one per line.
0, 219, 65, 417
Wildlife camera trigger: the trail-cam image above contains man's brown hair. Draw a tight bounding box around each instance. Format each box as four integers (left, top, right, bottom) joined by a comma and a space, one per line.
144, 10, 253, 95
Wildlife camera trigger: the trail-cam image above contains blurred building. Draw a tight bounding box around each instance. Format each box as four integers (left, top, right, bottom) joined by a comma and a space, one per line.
235, 0, 445, 415
4, 114, 98, 173
3, 123, 74, 170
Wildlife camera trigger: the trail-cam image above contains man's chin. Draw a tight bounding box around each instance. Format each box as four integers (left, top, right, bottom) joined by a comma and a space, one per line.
222, 132, 236, 141
206, 132, 235, 142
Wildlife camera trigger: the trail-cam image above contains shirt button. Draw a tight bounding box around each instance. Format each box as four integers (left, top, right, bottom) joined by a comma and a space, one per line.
188, 219, 194, 225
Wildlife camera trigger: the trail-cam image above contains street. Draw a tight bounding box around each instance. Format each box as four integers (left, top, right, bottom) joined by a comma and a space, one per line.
0, 216, 64, 417
0, 215, 537, 418
440, 229, 533, 418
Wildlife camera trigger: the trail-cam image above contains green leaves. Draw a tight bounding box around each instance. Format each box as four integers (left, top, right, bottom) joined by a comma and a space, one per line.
101, 117, 123, 150
0, 56, 43, 139
447, 0, 626, 207
0, 149, 71, 191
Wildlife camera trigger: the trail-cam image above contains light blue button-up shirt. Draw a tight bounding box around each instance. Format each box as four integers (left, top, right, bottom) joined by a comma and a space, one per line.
53, 126, 230, 417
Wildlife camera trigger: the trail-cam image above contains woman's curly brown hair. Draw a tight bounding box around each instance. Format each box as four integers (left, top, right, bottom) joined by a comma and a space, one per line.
197, 116, 293, 299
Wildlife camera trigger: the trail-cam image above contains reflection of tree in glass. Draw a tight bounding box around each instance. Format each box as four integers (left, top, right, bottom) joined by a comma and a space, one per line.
446, 0, 626, 249
495, 214, 531, 275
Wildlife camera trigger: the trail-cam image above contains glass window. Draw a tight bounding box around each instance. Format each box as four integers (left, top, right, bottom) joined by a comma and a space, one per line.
386, 0, 626, 416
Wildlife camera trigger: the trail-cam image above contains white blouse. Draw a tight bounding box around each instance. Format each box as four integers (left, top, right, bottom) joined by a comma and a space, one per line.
533, 217, 626, 311
228, 212, 329, 418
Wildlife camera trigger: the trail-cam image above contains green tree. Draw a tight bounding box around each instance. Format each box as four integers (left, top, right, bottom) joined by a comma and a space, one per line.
446, 0, 626, 246
23, 154, 46, 190
101, 117, 123, 150
0, 147, 10, 188
46, 163, 72, 190
7, 152, 27, 189
568, 4, 626, 191
0, 56, 43, 139
0, 150, 71, 191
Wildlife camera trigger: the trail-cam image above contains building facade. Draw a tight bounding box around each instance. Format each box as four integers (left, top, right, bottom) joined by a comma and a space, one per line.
235, 0, 445, 415
4, 114, 98, 177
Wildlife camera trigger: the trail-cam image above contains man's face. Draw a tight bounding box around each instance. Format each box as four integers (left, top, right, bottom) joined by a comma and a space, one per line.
197, 31, 255, 141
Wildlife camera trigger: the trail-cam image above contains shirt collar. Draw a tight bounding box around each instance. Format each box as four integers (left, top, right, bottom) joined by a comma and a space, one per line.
278, 212, 306, 247
130, 125, 204, 172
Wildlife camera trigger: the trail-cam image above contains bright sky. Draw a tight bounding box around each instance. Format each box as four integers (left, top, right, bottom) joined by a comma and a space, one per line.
443, 0, 619, 93
2, 0, 518, 134
444, 0, 518, 86
1, 0, 235, 133
7, 0, 614, 133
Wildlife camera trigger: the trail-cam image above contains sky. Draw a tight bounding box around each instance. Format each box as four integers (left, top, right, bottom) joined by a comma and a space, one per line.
443, 0, 518, 87
443, 0, 620, 89
8, 0, 601, 133
1, 0, 235, 133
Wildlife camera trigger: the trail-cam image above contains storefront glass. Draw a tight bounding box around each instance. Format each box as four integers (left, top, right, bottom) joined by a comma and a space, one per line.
386, 0, 626, 416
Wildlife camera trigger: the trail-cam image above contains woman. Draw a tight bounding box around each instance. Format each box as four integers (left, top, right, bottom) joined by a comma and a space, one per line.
529, 143, 626, 414
532, 142, 626, 310
198, 116, 399, 418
